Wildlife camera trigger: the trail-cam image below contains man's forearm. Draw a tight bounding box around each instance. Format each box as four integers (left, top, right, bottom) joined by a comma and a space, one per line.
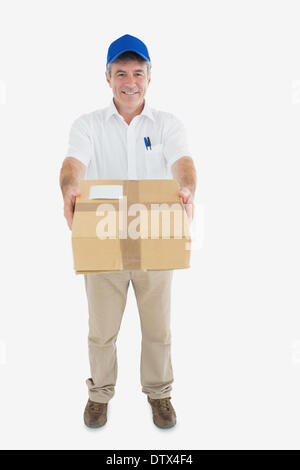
59, 157, 86, 196
171, 156, 197, 198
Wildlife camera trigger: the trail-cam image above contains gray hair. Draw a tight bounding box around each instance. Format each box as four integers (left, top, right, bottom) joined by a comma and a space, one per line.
106, 51, 152, 79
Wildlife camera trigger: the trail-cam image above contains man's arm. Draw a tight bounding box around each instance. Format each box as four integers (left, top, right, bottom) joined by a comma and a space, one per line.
59, 157, 87, 230
171, 156, 197, 223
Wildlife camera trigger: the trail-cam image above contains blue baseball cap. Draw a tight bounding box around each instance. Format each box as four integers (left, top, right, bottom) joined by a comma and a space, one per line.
106, 34, 151, 65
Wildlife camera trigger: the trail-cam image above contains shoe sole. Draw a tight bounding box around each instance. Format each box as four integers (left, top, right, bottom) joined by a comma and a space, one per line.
84, 419, 107, 428
153, 421, 176, 429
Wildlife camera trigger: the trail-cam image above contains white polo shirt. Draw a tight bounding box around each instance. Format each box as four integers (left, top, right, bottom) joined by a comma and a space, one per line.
66, 98, 191, 180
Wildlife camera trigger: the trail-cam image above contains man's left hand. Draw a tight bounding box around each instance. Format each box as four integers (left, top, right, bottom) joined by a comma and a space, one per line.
179, 187, 194, 224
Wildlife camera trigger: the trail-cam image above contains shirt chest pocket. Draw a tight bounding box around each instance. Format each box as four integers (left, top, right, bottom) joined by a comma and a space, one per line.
144, 143, 166, 179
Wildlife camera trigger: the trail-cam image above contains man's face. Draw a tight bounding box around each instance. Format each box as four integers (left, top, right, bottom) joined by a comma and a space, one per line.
106, 59, 151, 110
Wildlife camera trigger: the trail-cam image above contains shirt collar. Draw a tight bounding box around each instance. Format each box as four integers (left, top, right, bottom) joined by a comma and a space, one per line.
105, 97, 154, 123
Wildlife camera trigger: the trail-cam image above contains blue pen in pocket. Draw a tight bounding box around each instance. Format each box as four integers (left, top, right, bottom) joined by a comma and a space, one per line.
144, 137, 149, 150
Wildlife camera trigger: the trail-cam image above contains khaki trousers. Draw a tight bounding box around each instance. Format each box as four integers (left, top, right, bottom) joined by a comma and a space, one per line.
84, 270, 174, 403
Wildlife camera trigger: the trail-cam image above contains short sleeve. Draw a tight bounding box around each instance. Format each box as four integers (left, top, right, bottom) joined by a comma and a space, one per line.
66, 116, 92, 166
162, 115, 192, 170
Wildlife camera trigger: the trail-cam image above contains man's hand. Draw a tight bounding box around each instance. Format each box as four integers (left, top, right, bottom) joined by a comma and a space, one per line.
59, 157, 86, 229
179, 187, 194, 224
63, 186, 81, 230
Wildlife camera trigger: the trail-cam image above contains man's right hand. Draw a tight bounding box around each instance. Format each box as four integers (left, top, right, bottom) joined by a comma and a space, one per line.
63, 186, 81, 230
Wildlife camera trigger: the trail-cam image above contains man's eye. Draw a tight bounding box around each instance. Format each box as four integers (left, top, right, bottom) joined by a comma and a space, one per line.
117, 73, 143, 77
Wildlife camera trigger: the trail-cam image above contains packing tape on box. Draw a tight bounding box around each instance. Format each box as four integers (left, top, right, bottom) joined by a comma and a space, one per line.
120, 180, 140, 269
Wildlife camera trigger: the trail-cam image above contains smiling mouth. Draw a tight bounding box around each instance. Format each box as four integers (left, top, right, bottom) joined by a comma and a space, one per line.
122, 92, 139, 95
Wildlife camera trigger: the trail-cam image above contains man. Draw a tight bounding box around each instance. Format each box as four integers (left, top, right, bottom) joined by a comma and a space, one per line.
59, 34, 197, 429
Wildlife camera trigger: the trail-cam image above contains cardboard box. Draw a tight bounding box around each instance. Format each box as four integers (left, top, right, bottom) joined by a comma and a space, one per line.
72, 179, 191, 274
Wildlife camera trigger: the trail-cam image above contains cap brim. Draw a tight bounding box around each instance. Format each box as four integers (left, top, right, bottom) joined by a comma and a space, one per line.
107, 48, 149, 64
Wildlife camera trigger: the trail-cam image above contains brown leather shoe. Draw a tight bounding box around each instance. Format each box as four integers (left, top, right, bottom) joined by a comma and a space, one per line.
147, 396, 176, 428
84, 399, 108, 428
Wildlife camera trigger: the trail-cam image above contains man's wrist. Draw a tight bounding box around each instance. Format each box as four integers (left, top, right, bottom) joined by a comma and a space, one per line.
61, 181, 79, 197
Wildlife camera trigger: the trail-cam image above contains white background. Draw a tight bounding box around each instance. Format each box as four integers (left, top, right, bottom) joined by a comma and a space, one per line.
0, 0, 300, 450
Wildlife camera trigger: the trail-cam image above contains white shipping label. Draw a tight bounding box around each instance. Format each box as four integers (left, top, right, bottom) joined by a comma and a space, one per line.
89, 185, 123, 199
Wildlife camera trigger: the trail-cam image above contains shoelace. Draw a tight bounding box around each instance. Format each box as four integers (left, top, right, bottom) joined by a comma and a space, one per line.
89, 402, 105, 412
157, 398, 171, 412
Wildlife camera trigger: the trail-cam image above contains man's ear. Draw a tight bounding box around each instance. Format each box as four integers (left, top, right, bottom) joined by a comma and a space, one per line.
105, 71, 111, 87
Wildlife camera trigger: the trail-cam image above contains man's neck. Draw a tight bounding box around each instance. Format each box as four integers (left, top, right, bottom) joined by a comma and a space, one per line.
113, 98, 145, 125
